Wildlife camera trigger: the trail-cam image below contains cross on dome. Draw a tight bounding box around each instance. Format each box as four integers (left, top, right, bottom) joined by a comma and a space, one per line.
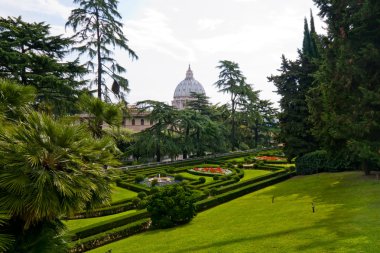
186, 64, 193, 79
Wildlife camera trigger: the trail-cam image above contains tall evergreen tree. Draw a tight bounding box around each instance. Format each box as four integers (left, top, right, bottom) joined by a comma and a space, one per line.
310, 0, 380, 174
269, 14, 320, 160
215, 60, 249, 150
66, 0, 138, 101
0, 16, 86, 114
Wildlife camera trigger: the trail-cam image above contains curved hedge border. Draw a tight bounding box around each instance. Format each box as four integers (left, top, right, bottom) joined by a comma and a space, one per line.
69, 219, 151, 253
214, 170, 286, 195
116, 181, 151, 193
70, 210, 150, 241
68, 202, 135, 219
196, 172, 295, 211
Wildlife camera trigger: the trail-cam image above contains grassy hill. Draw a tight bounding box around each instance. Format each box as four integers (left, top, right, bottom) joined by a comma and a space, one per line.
89, 172, 380, 253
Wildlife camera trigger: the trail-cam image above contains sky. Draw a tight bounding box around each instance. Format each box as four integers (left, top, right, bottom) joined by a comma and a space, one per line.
0, 0, 325, 107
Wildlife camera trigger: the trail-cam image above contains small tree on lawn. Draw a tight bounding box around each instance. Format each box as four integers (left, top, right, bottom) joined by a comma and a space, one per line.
147, 185, 196, 229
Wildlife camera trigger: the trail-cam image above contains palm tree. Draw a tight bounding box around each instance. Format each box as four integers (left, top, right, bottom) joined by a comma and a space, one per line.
0, 79, 36, 122
0, 111, 119, 252
77, 93, 123, 138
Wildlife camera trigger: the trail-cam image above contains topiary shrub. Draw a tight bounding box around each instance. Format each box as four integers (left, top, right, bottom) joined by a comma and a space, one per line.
210, 188, 218, 196
147, 185, 197, 229
137, 199, 148, 209
213, 175, 219, 181
174, 174, 183, 181
198, 177, 206, 184
233, 176, 240, 182
131, 197, 141, 208
238, 163, 243, 169
137, 192, 147, 199
134, 174, 145, 183
151, 179, 158, 187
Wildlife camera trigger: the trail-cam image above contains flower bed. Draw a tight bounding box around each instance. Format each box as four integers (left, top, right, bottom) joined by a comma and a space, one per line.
189, 167, 232, 175
256, 156, 285, 161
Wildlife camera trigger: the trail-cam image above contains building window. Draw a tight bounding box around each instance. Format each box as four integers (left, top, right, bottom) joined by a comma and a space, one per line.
141, 119, 145, 125
150, 120, 153, 125
132, 119, 135, 126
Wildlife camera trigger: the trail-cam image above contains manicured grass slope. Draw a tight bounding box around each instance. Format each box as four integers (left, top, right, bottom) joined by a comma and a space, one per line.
64, 210, 138, 231
111, 184, 137, 202
89, 172, 380, 253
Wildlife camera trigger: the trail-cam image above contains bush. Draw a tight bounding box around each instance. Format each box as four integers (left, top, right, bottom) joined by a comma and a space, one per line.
137, 199, 148, 210
198, 177, 206, 183
295, 150, 352, 175
174, 174, 183, 181
151, 179, 158, 187
134, 174, 145, 183
147, 185, 197, 229
233, 176, 240, 182
137, 192, 147, 199
213, 175, 219, 180
210, 188, 218, 196
132, 197, 141, 208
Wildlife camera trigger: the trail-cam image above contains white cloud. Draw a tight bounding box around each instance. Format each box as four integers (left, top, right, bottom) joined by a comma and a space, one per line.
125, 9, 195, 62
197, 18, 224, 31
0, 0, 71, 19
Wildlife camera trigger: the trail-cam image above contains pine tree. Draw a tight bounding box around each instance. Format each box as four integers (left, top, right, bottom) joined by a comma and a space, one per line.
66, 0, 138, 101
0, 16, 86, 114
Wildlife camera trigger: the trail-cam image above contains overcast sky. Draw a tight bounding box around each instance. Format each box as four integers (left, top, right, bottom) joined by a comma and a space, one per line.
0, 0, 325, 106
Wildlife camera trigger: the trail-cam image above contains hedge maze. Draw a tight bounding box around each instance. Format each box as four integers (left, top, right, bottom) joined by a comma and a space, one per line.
67, 149, 295, 252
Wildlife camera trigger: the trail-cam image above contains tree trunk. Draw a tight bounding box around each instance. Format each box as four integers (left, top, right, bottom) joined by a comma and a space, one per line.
361, 160, 370, 175
95, 8, 102, 100
254, 119, 259, 148
156, 143, 161, 162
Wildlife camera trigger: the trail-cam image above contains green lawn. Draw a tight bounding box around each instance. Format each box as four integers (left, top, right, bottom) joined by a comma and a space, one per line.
111, 184, 138, 203
89, 172, 380, 253
240, 169, 272, 181
64, 210, 138, 231
178, 172, 214, 183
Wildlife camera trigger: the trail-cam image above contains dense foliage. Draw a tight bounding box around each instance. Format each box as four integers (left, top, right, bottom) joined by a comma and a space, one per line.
147, 185, 197, 228
66, 0, 138, 101
0, 16, 86, 114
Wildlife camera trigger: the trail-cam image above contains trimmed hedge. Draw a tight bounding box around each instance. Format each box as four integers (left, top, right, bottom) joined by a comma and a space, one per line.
196, 172, 295, 211
295, 150, 352, 175
214, 170, 286, 194
68, 202, 135, 219
116, 181, 151, 193
70, 210, 150, 241
69, 219, 151, 253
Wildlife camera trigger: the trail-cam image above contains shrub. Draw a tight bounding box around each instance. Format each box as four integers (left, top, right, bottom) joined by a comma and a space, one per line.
233, 176, 240, 182
174, 174, 183, 181
210, 188, 218, 196
150, 187, 159, 194
134, 174, 145, 183
151, 179, 158, 187
213, 175, 219, 180
137, 192, 147, 199
137, 199, 148, 210
147, 185, 197, 229
198, 177, 206, 183
238, 163, 243, 168
132, 197, 141, 208
295, 150, 352, 175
